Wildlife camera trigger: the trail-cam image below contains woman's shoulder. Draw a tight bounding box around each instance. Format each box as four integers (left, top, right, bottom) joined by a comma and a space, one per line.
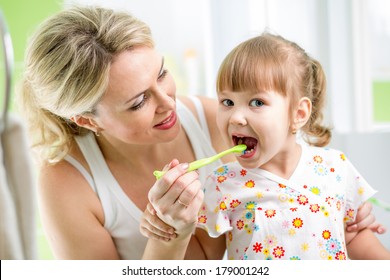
38, 158, 88, 198
38, 157, 104, 224
39, 137, 95, 196
178, 95, 218, 120
179, 95, 232, 160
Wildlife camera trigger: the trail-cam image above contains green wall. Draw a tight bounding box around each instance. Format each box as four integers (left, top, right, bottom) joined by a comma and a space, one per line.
373, 80, 390, 122
0, 0, 63, 111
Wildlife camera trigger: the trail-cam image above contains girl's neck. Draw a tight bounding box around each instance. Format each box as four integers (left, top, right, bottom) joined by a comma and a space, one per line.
261, 142, 302, 180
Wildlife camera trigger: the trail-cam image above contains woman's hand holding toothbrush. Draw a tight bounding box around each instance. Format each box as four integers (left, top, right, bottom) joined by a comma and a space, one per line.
142, 159, 203, 240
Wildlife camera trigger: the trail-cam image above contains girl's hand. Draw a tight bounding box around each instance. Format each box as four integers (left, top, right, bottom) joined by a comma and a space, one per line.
346, 201, 386, 234
140, 203, 177, 241
147, 159, 204, 237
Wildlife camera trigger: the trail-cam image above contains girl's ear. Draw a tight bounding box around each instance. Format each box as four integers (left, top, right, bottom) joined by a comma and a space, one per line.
70, 115, 100, 133
293, 97, 312, 131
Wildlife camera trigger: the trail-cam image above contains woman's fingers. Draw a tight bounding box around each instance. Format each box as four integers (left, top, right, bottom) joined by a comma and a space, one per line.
368, 222, 387, 234
148, 160, 188, 204
346, 213, 375, 232
165, 188, 204, 236
175, 174, 202, 207
140, 225, 172, 242
183, 187, 204, 215
145, 204, 176, 235
140, 205, 177, 240
146, 202, 157, 215
346, 201, 387, 234
154, 170, 199, 213
346, 202, 371, 232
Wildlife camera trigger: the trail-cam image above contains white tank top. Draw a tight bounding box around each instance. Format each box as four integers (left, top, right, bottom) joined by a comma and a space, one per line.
65, 97, 222, 259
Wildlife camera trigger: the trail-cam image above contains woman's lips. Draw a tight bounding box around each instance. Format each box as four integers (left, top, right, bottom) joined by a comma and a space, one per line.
154, 111, 177, 130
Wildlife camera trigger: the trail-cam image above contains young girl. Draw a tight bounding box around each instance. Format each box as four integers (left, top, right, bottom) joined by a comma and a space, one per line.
196, 32, 390, 260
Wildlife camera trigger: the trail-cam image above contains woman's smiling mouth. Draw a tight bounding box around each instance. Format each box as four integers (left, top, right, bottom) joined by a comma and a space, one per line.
154, 111, 177, 130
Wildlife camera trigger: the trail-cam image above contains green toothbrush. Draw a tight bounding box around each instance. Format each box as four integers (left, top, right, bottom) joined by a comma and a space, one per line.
153, 144, 247, 180
368, 197, 390, 212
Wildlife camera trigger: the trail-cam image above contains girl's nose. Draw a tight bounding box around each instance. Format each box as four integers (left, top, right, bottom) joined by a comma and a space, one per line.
229, 109, 247, 126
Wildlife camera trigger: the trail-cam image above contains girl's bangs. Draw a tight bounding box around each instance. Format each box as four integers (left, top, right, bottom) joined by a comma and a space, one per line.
217, 40, 287, 95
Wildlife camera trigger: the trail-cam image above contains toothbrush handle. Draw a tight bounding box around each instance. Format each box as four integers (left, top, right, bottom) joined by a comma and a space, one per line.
153, 170, 165, 180
153, 159, 211, 180
153, 144, 246, 180
188, 158, 213, 172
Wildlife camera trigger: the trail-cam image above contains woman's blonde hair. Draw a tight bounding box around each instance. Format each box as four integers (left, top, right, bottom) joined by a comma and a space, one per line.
216, 32, 331, 147
18, 6, 154, 162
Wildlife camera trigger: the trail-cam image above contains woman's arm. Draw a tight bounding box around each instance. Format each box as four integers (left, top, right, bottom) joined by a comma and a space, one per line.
347, 228, 390, 260
38, 161, 120, 259
142, 231, 194, 260
346, 201, 386, 234
193, 228, 227, 259
141, 205, 227, 259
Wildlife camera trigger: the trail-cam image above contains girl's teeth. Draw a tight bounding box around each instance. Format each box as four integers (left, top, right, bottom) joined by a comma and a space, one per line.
244, 148, 254, 154
238, 138, 243, 145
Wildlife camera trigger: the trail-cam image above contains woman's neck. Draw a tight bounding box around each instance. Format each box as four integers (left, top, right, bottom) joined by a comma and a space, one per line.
95, 128, 192, 174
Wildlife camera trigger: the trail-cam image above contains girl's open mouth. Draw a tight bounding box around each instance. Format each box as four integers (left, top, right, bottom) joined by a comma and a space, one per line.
232, 135, 258, 158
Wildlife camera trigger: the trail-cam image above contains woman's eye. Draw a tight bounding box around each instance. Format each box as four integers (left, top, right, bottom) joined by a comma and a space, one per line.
130, 94, 148, 111
222, 99, 234, 107
158, 69, 168, 80
249, 99, 264, 107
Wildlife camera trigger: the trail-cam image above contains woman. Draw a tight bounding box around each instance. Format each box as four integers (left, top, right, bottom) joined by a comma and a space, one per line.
19, 6, 380, 260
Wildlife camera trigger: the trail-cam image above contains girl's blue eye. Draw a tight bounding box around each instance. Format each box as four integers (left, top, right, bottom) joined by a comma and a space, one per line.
222, 99, 234, 106
250, 99, 264, 107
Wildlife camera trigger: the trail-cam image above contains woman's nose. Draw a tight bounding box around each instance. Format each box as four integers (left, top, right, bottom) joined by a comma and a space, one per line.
155, 89, 175, 114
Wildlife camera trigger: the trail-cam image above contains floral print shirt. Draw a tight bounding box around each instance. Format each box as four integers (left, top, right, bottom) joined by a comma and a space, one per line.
197, 145, 376, 260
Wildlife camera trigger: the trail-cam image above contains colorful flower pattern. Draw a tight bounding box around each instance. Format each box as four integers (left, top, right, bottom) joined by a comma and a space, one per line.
198, 146, 376, 260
